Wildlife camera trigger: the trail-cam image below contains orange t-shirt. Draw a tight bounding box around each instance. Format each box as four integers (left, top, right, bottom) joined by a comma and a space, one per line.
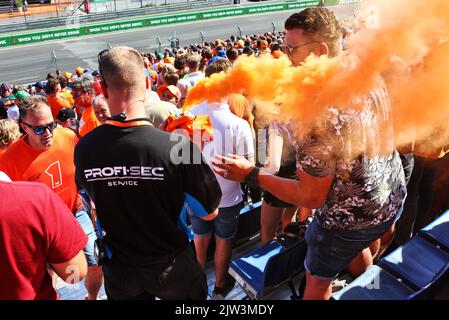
61, 89, 75, 108
0, 128, 83, 213
47, 95, 71, 119
157, 84, 168, 98
78, 106, 101, 137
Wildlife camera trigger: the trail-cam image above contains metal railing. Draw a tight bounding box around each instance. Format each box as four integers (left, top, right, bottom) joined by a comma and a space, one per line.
0, 0, 233, 34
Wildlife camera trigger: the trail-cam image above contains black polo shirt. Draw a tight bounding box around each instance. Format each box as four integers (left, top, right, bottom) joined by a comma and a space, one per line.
74, 119, 221, 266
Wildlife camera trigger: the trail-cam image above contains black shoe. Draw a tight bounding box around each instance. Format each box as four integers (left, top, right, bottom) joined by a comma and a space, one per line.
213, 274, 236, 298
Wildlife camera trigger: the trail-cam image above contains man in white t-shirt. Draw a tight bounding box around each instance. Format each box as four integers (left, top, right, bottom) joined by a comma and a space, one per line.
189, 61, 254, 298
184, 54, 205, 87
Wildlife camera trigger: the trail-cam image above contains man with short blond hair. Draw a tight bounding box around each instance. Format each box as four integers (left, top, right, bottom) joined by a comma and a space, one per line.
185, 53, 205, 86
75, 46, 221, 300
97, 47, 145, 91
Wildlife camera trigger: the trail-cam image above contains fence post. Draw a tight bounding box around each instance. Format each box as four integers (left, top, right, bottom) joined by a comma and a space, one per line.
237, 26, 242, 37
272, 21, 275, 34
168, 36, 179, 49
156, 36, 161, 51
52, 51, 58, 71
55, 1, 59, 18
22, 6, 27, 23
200, 30, 205, 44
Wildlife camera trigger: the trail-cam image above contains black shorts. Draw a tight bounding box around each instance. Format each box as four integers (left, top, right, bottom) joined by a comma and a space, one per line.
263, 163, 298, 208
103, 245, 207, 300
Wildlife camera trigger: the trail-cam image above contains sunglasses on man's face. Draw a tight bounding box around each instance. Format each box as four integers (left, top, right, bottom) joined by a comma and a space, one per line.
284, 41, 321, 56
22, 121, 57, 135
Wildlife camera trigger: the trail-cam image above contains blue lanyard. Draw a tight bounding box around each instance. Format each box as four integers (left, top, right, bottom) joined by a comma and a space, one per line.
96, 216, 113, 260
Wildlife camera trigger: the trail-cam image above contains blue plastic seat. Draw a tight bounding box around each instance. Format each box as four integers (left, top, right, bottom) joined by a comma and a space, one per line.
332, 265, 417, 300
378, 236, 449, 291
234, 201, 262, 246
419, 209, 449, 254
229, 234, 307, 299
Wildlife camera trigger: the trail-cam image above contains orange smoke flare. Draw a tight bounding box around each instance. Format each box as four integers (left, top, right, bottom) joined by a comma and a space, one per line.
184, 0, 449, 156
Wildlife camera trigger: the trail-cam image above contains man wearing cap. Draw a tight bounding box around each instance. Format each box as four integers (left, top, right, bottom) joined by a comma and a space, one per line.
0, 83, 13, 99
0, 84, 14, 115
160, 85, 181, 107
75, 67, 85, 78
8, 90, 30, 121
216, 49, 227, 59
64, 72, 73, 83
152, 52, 164, 71
56, 107, 79, 134
34, 82, 47, 97
207, 55, 227, 66
74, 46, 221, 300
0, 95, 104, 300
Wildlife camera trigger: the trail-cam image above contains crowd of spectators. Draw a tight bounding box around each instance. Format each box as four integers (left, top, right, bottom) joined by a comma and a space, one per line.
1, 7, 448, 301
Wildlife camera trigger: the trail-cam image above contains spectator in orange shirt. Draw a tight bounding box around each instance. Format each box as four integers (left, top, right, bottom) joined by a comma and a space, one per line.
46, 78, 71, 119
59, 76, 75, 108
0, 95, 103, 300
71, 77, 100, 137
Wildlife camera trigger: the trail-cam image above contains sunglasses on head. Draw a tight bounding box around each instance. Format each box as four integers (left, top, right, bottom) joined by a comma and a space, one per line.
22, 121, 57, 135
97, 49, 110, 88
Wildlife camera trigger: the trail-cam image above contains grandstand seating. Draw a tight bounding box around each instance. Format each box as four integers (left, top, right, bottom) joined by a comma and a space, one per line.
229, 233, 307, 299
378, 236, 449, 292
234, 200, 262, 246
333, 210, 449, 300
332, 265, 419, 300
419, 209, 449, 254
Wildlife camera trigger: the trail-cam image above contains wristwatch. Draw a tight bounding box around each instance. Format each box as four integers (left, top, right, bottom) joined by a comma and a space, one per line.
244, 166, 260, 189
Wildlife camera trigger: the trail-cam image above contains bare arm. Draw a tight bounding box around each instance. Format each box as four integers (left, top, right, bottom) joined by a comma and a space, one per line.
257, 168, 333, 208
50, 250, 88, 284
212, 155, 333, 209
199, 209, 219, 221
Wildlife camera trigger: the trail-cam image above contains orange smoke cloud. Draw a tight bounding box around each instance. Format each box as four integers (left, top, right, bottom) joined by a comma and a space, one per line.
347, 0, 449, 156
184, 54, 342, 127
184, 0, 449, 156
